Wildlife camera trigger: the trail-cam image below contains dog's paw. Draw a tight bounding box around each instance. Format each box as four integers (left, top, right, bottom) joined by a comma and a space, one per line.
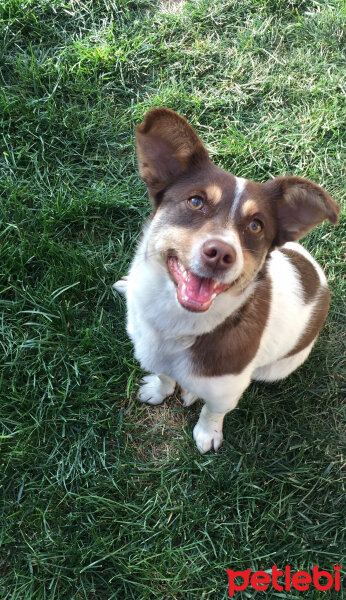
193, 420, 223, 454
137, 375, 175, 406
181, 389, 198, 407
112, 276, 128, 295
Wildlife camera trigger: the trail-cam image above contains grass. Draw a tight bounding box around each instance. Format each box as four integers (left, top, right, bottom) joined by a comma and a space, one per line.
0, 0, 345, 598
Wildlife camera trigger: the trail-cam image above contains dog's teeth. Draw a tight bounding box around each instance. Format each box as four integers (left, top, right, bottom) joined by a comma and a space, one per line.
177, 262, 188, 277
181, 283, 189, 301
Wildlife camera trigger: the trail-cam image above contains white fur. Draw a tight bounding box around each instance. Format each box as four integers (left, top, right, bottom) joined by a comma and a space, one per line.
230, 177, 247, 217
120, 232, 326, 453
137, 374, 175, 405
252, 341, 314, 382
181, 389, 198, 407
252, 249, 317, 367
193, 405, 225, 453
113, 276, 128, 295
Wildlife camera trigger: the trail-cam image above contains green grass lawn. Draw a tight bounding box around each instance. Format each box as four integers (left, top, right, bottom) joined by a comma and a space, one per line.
0, 0, 345, 598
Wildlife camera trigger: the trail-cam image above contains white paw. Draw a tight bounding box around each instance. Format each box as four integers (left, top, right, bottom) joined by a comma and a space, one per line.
181, 389, 198, 407
193, 420, 223, 454
137, 375, 175, 406
112, 276, 128, 295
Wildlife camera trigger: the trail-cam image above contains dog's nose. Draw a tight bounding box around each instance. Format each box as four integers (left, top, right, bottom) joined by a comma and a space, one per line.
202, 239, 236, 270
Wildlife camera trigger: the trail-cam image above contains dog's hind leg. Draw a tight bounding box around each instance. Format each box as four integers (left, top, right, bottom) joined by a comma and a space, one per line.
137, 374, 176, 405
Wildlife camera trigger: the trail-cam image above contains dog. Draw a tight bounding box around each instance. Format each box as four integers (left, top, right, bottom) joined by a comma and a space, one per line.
114, 108, 339, 454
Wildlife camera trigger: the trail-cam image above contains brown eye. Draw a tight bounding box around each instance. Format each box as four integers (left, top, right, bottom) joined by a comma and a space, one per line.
187, 196, 204, 211
247, 219, 263, 233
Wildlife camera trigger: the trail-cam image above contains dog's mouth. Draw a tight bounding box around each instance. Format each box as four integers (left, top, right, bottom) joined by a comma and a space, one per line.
167, 255, 231, 312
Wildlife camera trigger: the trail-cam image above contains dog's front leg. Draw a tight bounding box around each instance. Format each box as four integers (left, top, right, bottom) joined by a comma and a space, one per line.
193, 405, 226, 454
138, 373, 176, 405
193, 373, 251, 454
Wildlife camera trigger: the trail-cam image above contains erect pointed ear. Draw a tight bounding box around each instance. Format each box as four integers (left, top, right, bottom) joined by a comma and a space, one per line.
264, 176, 340, 246
135, 108, 211, 202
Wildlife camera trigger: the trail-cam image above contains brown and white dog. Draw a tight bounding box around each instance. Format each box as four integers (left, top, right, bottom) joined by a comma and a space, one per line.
114, 108, 339, 454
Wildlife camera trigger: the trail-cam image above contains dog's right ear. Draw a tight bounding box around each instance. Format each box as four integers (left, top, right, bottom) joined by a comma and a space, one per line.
135, 108, 210, 202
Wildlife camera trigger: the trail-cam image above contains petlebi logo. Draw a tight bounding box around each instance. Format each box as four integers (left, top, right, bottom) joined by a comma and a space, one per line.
227, 564, 342, 597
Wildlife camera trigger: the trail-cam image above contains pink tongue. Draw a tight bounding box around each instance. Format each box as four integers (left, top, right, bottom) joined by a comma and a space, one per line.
182, 272, 215, 303
168, 256, 229, 309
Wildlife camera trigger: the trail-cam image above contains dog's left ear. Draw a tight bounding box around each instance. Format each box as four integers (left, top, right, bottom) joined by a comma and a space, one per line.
265, 176, 340, 246
135, 108, 210, 203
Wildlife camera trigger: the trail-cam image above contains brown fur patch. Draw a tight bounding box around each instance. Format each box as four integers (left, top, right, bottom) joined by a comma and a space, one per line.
190, 270, 272, 376
280, 248, 320, 303
285, 286, 330, 358
264, 176, 340, 245
136, 108, 211, 201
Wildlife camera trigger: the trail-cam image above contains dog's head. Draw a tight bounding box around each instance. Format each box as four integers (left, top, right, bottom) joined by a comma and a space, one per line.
136, 108, 339, 312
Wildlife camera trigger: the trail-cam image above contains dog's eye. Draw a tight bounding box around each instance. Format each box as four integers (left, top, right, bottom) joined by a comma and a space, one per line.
247, 219, 263, 233
187, 196, 204, 211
